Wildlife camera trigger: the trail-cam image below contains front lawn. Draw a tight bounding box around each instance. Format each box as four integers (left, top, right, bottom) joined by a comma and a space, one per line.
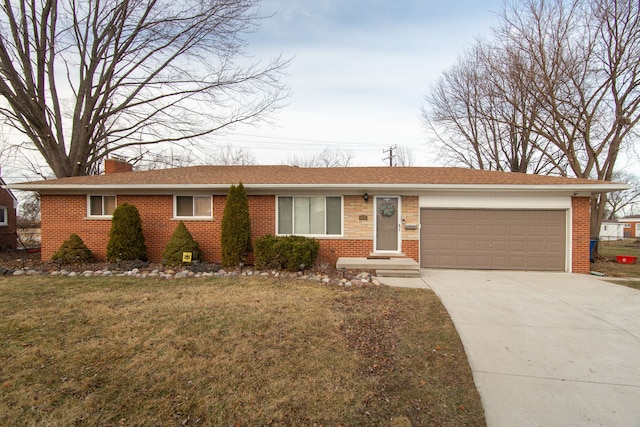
0, 276, 485, 426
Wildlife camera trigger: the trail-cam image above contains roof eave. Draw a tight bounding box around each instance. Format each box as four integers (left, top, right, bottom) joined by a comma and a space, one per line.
6, 182, 630, 195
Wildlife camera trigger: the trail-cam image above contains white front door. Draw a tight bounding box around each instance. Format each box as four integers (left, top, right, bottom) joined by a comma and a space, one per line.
375, 196, 401, 252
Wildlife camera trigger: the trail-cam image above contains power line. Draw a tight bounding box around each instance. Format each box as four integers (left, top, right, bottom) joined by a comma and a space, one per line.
230, 132, 380, 146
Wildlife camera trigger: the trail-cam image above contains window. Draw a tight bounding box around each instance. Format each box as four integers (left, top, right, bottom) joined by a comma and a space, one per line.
636, 223, 640, 234
175, 195, 212, 218
0, 206, 7, 225
88, 195, 116, 216
277, 196, 342, 235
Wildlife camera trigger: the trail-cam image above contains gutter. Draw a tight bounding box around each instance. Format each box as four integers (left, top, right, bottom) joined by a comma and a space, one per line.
4, 182, 630, 195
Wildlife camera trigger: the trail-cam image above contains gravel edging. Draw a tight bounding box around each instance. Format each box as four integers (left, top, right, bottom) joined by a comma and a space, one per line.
5, 265, 382, 287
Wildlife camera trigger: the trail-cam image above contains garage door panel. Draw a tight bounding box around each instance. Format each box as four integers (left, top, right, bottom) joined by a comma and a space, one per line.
420, 209, 566, 271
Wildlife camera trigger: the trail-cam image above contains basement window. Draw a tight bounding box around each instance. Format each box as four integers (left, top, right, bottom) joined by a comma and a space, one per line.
88, 195, 116, 217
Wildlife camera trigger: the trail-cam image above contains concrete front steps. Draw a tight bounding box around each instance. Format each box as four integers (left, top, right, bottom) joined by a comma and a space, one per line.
336, 256, 421, 278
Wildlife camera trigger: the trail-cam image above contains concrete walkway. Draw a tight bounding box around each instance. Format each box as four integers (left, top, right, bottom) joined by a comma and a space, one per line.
385, 270, 640, 427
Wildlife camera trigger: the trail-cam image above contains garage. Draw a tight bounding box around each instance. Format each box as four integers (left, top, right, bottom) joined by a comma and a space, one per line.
420, 209, 567, 271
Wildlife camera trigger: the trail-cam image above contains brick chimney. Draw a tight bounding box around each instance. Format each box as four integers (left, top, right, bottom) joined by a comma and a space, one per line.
104, 158, 133, 174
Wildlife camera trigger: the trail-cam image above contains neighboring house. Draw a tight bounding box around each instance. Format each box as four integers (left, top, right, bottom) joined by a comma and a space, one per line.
0, 173, 18, 251
619, 215, 640, 239
6, 159, 628, 274
599, 220, 625, 241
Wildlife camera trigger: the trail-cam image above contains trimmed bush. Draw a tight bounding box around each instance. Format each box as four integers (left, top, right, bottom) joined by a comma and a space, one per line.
220, 183, 252, 267
106, 203, 147, 262
254, 235, 320, 271
254, 234, 281, 270
52, 234, 93, 264
162, 221, 203, 266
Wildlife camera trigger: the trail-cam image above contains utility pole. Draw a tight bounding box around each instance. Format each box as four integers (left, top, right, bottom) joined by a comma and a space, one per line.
382, 145, 397, 167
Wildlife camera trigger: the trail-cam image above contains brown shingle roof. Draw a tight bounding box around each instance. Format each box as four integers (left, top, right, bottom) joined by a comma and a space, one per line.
10, 165, 619, 187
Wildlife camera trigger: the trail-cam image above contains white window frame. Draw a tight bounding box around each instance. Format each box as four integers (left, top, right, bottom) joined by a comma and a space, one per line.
276, 196, 343, 237
173, 195, 212, 219
0, 206, 7, 226
636, 223, 640, 235
87, 195, 117, 218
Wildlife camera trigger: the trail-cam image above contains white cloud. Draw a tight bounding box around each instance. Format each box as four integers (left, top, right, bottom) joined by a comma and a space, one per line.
228, 0, 503, 166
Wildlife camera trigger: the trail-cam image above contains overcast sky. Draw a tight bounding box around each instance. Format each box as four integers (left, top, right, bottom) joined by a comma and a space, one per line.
218, 0, 503, 166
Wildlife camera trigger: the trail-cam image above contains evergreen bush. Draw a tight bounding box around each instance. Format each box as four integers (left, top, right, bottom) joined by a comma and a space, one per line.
254, 235, 319, 271
254, 234, 280, 270
220, 183, 252, 267
52, 233, 94, 264
106, 203, 148, 262
162, 221, 203, 266
278, 235, 320, 271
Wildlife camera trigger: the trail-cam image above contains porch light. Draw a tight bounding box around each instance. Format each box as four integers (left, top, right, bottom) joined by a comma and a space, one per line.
363, 193, 369, 202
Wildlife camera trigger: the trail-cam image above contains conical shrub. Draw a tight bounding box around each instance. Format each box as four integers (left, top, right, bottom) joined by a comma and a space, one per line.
162, 221, 203, 266
220, 183, 252, 267
106, 203, 147, 262
52, 233, 93, 264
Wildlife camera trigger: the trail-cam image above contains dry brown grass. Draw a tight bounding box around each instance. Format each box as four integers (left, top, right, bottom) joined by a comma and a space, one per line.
0, 276, 485, 426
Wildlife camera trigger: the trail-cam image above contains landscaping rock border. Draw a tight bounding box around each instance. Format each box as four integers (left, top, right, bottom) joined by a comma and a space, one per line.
5, 264, 381, 287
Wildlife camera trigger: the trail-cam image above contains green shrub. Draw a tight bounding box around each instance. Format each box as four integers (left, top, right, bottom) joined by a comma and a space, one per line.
254, 235, 320, 271
254, 234, 281, 270
52, 234, 94, 264
162, 221, 203, 266
106, 203, 148, 262
220, 183, 252, 267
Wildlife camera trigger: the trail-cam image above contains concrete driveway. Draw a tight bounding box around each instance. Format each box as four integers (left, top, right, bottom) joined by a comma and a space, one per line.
420, 270, 640, 427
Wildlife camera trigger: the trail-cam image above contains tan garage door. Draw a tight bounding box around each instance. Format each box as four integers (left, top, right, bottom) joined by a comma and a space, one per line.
420, 209, 566, 271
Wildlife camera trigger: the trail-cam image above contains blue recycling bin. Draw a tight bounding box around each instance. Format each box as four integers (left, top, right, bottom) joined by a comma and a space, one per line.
589, 239, 597, 263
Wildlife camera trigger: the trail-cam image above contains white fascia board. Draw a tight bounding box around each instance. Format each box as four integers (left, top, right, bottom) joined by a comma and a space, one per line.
7, 182, 630, 194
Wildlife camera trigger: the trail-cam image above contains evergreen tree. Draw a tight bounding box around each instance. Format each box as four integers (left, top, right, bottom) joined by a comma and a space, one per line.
52, 233, 94, 264
220, 183, 252, 267
162, 221, 203, 266
106, 203, 148, 261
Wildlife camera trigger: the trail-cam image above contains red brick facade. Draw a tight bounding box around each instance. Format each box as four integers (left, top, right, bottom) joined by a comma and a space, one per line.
571, 196, 591, 274
40, 193, 420, 266
0, 187, 17, 251
41, 194, 275, 263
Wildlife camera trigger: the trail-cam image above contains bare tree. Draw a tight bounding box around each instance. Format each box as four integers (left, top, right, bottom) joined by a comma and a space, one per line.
126, 146, 197, 171
287, 147, 353, 167
0, 0, 289, 178
393, 145, 415, 167
422, 41, 563, 174
498, 0, 640, 238
18, 192, 40, 224
606, 171, 640, 218
210, 142, 256, 165
423, 0, 640, 242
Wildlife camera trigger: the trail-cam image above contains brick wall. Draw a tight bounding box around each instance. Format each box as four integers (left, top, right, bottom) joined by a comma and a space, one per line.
343, 195, 373, 238
0, 189, 17, 251
401, 196, 419, 242
41, 194, 276, 263
571, 196, 591, 274
316, 195, 420, 265
40, 192, 419, 266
